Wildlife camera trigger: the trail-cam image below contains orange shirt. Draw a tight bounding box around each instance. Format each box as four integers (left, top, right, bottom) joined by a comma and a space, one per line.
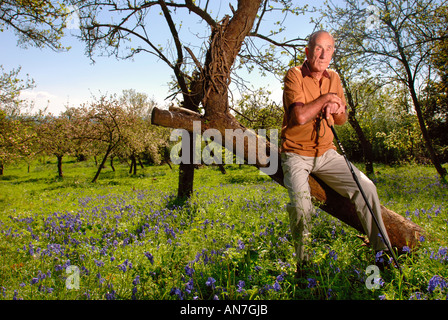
281, 61, 347, 157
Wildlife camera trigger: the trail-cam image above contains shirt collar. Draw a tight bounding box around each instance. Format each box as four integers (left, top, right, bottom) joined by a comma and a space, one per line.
302, 60, 330, 79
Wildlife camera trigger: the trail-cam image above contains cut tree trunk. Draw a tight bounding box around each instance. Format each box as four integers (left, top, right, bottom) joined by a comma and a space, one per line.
151, 106, 424, 253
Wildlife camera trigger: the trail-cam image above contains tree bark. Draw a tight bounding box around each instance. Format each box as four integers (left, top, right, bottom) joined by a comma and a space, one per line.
335, 62, 375, 176
151, 106, 424, 252
56, 155, 63, 178
348, 113, 374, 176
92, 145, 113, 183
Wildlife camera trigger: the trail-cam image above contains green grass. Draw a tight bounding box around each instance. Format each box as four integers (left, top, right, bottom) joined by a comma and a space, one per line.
0, 158, 447, 300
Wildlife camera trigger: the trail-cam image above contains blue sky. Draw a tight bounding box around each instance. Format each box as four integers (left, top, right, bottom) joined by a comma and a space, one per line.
0, 1, 324, 115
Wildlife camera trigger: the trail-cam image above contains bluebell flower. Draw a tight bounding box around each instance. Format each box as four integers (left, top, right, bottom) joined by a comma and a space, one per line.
133, 275, 140, 286
307, 278, 317, 288
237, 280, 245, 293
273, 281, 281, 292
427, 275, 447, 293
118, 262, 127, 272
185, 279, 194, 294
402, 246, 411, 253
410, 292, 423, 300
105, 290, 116, 300
185, 265, 195, 277
144, 252, 154, 264
30, 277, 39, 285
375, 251, 384, 263
205, 277, 216, 289
170, 287, 183, 300
276, 273, 285, 282
329, 250, 338, 260
94, 259, 104, 267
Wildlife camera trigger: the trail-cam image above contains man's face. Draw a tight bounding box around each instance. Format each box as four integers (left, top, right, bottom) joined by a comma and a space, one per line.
306, 33, 335, 74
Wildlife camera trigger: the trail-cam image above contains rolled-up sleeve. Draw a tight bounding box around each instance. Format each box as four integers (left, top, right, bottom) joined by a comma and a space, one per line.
283, 67, 305, 113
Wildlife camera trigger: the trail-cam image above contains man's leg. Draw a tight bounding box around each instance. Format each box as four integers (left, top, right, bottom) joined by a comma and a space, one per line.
313, 149, 390, 252
281, 153, 315, 263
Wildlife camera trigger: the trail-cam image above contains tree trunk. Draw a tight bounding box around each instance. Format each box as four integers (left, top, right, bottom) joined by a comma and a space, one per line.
129, 155, 137, 175
336, 64, 375, 176
92, 145, 112, 183
56, 155, 63, 178
110, 156, 115, 172
177, 131, 195, 199
348, 114, 374, 176
410, 88, 447, 181
151, 106, 424, 252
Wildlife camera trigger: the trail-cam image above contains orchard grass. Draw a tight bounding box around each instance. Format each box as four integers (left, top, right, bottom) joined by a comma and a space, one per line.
0, 158, 447, 300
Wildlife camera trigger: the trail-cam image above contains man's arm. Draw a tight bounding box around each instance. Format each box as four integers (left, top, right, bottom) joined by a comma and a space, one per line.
289, 93, 345, 126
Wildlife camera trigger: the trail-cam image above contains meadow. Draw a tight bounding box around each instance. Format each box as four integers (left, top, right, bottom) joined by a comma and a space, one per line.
0, 158, 447, 301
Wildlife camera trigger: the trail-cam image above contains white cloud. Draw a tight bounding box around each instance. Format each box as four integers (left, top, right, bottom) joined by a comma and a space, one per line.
19, 90, 65, 115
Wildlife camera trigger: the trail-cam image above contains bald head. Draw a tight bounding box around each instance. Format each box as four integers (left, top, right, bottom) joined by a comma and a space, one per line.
307, 30, 334, 49
305, 30, 335, 76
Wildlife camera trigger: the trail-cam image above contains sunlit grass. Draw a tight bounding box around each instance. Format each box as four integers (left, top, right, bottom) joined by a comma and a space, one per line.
0, 159, 447, 300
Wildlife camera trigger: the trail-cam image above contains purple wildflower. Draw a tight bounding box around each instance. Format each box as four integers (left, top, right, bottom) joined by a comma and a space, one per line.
170, 287, 183, 300
205, 277, 216, 289
273, 280, 281, 292
94, 259, 104, 267
307, 278, 317, 288
276, 272, 285, 282
237, 280, 246, 293
428, 275, 447, 293
185, 279, 194, 294
144, 252, 154, 265
185, 264, 195, 277
375, 251, 384, 263
329, 250, 338, 260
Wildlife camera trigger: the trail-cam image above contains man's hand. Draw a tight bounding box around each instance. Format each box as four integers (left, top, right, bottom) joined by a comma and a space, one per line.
288, 93, 346, 127
322, 93, 346, 126
322, 93, 345, 120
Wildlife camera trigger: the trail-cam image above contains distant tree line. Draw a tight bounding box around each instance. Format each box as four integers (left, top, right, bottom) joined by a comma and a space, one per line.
0, 83, 171, 179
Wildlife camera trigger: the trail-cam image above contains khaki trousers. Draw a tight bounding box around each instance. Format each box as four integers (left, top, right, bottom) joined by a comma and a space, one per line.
281, 149, 390, 263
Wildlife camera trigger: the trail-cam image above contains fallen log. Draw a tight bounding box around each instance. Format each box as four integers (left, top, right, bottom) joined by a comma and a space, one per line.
151, 106, 424, 253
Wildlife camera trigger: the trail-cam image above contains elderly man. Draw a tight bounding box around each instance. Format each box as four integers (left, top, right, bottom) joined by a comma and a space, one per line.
281, 30, 391, 274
